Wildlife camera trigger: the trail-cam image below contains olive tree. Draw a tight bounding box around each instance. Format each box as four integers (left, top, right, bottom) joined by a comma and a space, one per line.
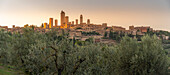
113, 35, 169, 75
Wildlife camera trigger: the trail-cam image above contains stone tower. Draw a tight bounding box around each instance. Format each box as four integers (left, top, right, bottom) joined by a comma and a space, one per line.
72, 21, 74, 25
61, 10, 65, 27
65, 16, 69, 28
44, 23, 47, 29
65, 16, 69, 25
76, 19, 78, 25
13, 25, 15, 28
49, 18, 53, 28
80, 14, 83, 24
55, 19, 58, 27
87, 19, 90, 25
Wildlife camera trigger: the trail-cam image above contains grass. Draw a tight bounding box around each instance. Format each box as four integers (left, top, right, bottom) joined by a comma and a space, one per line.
0, 66, 16, 75
0, 68, 16, 75
0, 65, 25, 75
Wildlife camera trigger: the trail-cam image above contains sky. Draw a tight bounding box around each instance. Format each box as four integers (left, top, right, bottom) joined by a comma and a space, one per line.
0, 0, 170, 31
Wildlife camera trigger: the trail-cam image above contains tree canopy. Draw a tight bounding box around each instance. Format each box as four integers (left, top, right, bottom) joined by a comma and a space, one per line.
0, 28, 169, 75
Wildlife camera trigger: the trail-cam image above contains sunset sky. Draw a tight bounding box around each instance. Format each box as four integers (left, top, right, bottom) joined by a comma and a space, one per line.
0, 0, 170, 31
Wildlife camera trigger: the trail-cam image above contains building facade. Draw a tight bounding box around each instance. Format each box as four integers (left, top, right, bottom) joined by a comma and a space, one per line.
49, 18, 53, 28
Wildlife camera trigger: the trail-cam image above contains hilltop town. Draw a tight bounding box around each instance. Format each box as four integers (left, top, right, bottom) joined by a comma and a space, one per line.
0, 11, 169, 44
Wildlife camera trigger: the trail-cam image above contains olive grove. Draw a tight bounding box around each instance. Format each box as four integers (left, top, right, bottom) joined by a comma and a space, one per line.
0, 28, 169, 75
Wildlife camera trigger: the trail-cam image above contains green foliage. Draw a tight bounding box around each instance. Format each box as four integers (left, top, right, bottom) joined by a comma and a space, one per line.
146, 30, 155, 36
73, 37, 76, 47
157, 31, 170, 36
85, 37, 94, 43
109, 31, 122, 42
109, 30, 114, 39
136, 34, 142, 41
113, 35, 169, 75
104, 32, 107, 37
163, 40, 170, 44
128, 34, 134, 38
0, 28, 169, 75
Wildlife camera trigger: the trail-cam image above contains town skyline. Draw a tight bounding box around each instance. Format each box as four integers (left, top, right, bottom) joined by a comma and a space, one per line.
0, 0, 170, 31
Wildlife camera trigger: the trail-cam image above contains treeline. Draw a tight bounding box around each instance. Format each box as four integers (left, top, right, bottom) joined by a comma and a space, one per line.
104, 30, 170, 42
0, 28, 169, 75
104, 31, 125, 42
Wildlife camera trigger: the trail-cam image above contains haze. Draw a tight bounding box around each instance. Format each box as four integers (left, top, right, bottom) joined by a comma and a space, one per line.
0, 0, 170, 31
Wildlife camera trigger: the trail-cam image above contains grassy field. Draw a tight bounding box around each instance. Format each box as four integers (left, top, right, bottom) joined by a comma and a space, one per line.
0, 65, 25, 75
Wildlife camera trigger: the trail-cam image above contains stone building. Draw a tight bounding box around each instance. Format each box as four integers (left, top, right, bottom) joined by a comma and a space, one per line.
49, 18, 53, 28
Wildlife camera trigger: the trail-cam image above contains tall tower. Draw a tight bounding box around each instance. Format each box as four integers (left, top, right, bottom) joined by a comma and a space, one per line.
87, 19, 90, 25
76, 19, 78, 25
65, 16, 69, 25
13, 25, 15, 28
44, 23, 47, 29
55, 19, 58, 27
65, 16, 69, 28
49, 18, 53, 28
80, 14, 83, 24
61, 10, 65, 27
72, 21, 74, 25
